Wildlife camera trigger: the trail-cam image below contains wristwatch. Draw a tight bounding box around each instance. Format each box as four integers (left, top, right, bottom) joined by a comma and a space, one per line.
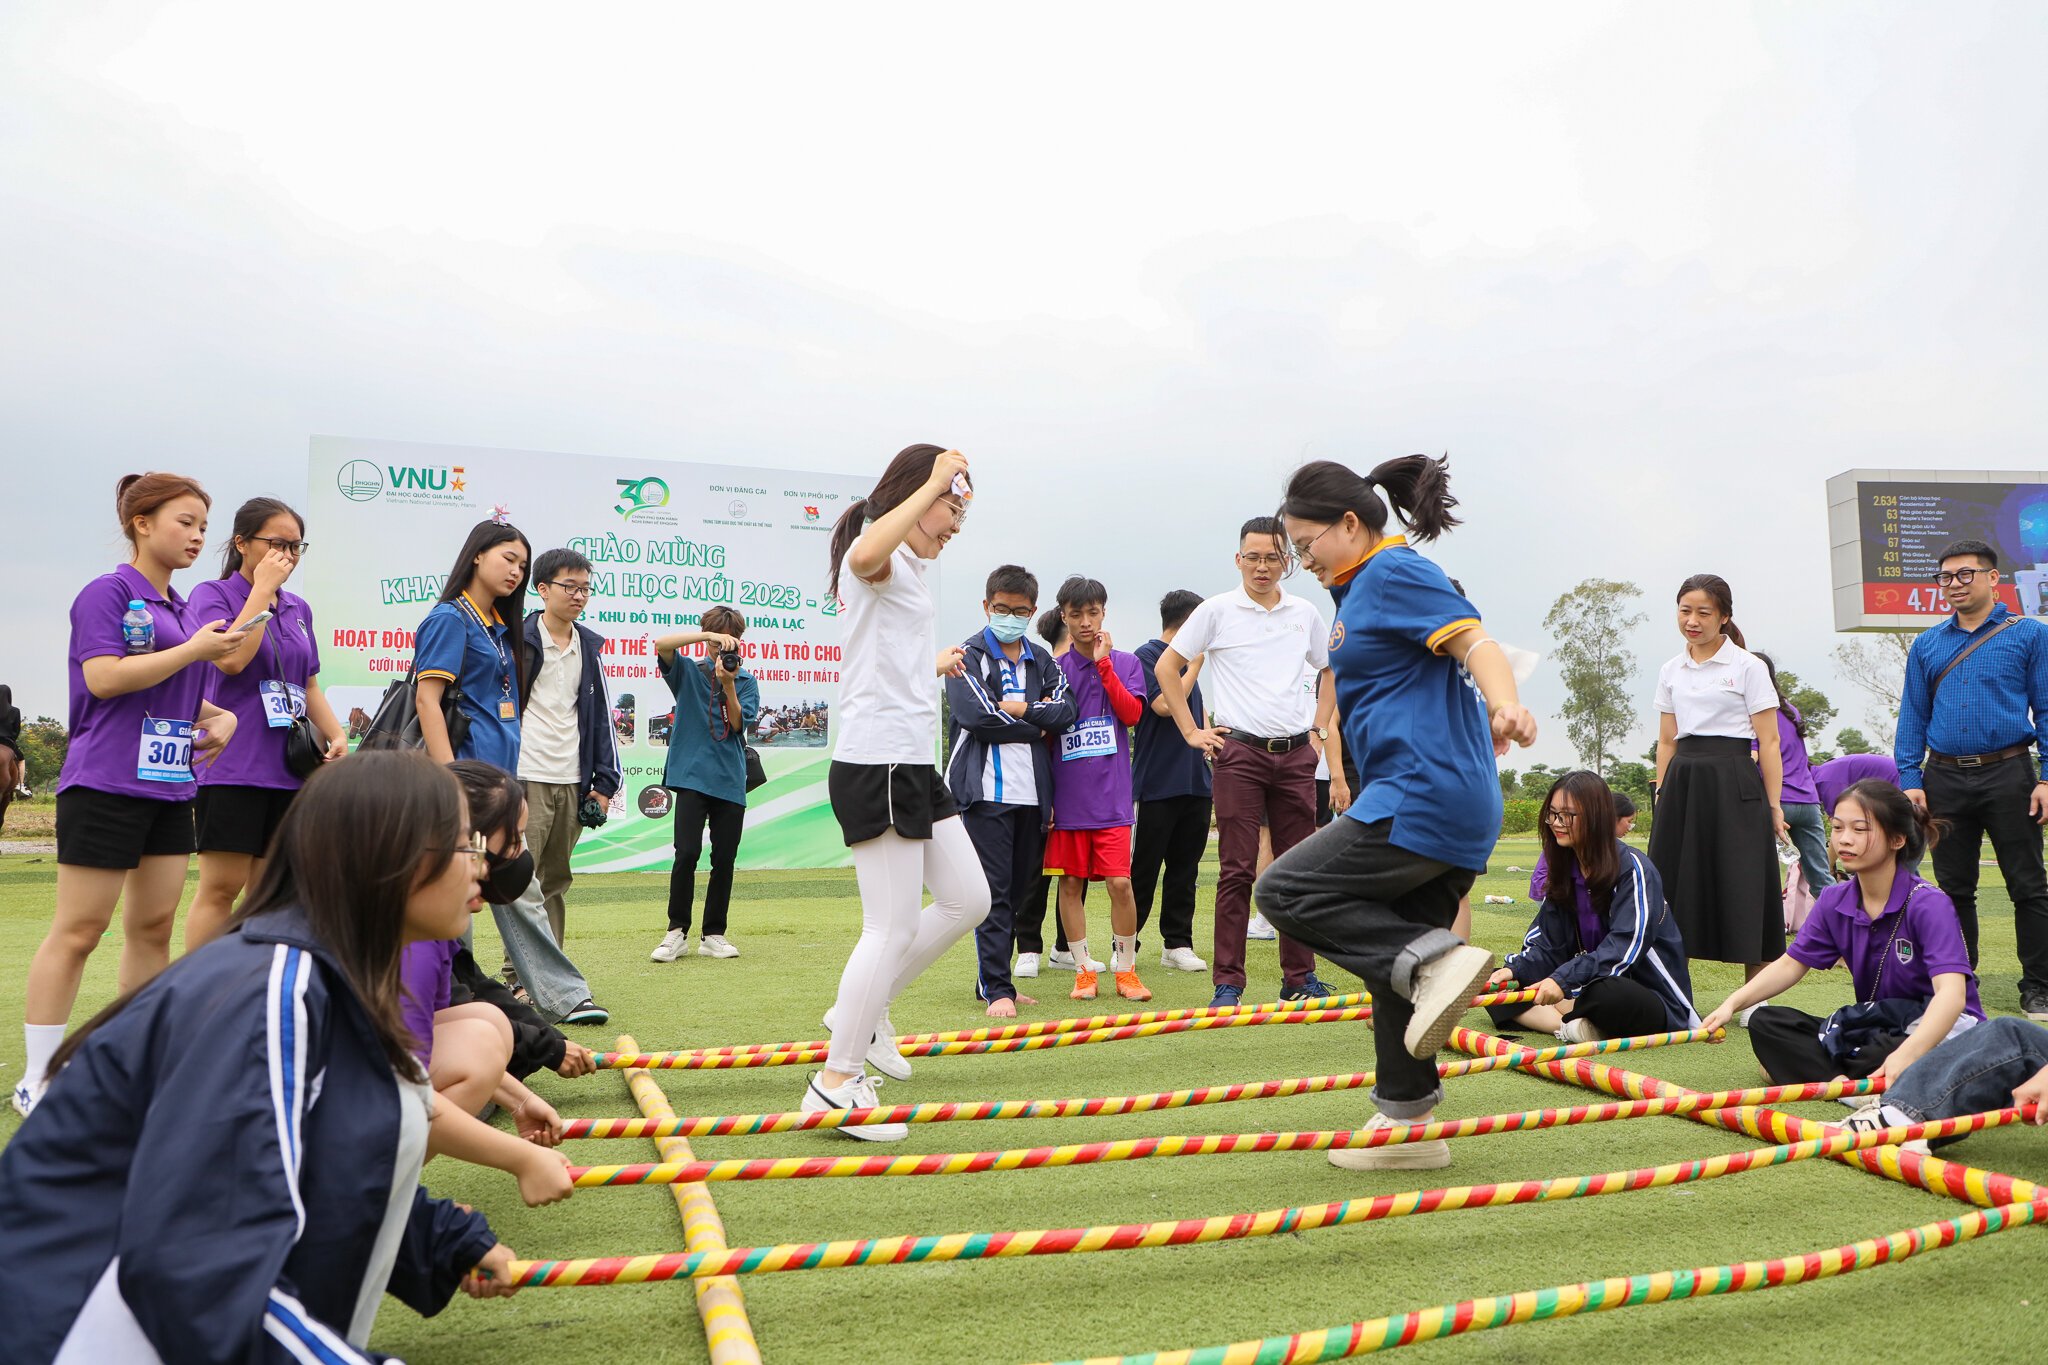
1311, 726, 1327, 741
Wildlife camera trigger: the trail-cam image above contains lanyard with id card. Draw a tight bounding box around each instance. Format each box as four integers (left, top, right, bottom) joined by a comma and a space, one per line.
137, 716, 195, 783
1060, 714, 1120, 762
457, 594, 518, 720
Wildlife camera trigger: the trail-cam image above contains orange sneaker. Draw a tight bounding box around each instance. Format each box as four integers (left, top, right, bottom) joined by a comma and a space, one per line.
1071, 970, 1099, 1000
1114, 970, 1152, 1002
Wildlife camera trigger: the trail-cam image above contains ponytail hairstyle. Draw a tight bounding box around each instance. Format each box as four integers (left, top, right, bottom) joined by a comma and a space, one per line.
1276, 454, 1461, 546
450, 758, 527, 854
1037, 606, 1067, 650
827, 443, 966, 600
219, 497, 306, 578
1751, 652, 1808, 740
1675, 573, 1744, 649
115, 472, 210, 545
1537, 770, 1622, 914
1837, 778, 1941, 866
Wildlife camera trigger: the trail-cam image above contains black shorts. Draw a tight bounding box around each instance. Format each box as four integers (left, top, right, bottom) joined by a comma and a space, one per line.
195, 784, 299, 856
828, 761, 958, 846
56, 786, 196, 869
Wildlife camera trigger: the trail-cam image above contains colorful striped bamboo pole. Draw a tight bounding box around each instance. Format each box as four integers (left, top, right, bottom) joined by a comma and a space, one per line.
614, 1036, 760, 1365
1046, 1198, 2048, 1365
502, 1108, 2021, 1287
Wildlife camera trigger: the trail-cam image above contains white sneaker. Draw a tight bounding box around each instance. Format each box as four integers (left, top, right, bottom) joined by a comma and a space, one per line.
1246, 913, 1279, 941
1160, 946, 1208, 972
1841, 1101, 1930, 1157
1554, 1018, 1602, 1045
1402, 944, 1496, 1061
649, 928, 688, 963
12, 1080, 42, 1119
801, 1072, 909, 1142
824, 1007, 912, 1081
1735, 1005, 1760, 1028
1048, 949, 1106, 973
1014, 952, 1041, 979
697, 935, 740, 959
1327, 1111, 1451, 1171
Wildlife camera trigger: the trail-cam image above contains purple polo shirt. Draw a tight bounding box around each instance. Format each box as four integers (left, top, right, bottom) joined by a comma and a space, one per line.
399, 939, 458, 1064
1046, 650, 1143, 831
58, 564, 208, 801
1813, 754, 1901, 815
1529, 858, 1606, 951
1787, 870, 1985, 1020
190, 577, 322, 790
1751, 708, 1820, 805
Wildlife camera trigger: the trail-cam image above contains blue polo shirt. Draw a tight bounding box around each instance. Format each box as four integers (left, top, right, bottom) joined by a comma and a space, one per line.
413, 594, 521, 774
660, 652, 761, 806
1132, 638, 1211, 802
1327, 536, 1499, 871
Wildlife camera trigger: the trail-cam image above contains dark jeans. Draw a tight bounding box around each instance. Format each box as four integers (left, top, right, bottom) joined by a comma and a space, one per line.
1254, 817, 1474, 1118
1213, 739, 1320, 989
1924, 757, 2048, 991
1485, 974, 1669, 1038
1133, 794, 1209, 952
1747, 1004, 1910, 1086
1884, 1016, 2048, 1122
963, 802, 1044, 1001
667, 788, 744, 934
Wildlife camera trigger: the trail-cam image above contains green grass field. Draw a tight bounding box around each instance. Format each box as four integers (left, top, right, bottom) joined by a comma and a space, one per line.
2, 837, 2044, 1363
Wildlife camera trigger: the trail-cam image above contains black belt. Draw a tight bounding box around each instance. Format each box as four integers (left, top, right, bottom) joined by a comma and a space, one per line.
1927, 745, 2032, 769
1225, 729, 1313, 754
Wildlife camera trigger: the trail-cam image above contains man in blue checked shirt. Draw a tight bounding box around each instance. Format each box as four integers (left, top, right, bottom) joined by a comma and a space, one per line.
1896, 538, 2048, 1021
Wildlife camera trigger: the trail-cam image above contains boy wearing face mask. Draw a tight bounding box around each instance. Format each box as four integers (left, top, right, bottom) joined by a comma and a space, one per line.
945, 565, 1077, 1016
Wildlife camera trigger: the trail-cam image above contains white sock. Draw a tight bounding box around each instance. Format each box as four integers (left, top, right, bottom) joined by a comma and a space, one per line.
1112, 935, 1136, 973
23, 1023, 65, 1092
1070, 938, 1091, 970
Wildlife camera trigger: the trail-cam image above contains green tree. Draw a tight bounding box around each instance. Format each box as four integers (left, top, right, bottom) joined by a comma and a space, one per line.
1498, 769, 1519, 799
1516, 763, 1561, 800
1542, 579, 1645, 775
1607, 760, 1655, 810
1772, 668, 1836, 736
18, 716, 66, 790
1835, 727, 1875, 755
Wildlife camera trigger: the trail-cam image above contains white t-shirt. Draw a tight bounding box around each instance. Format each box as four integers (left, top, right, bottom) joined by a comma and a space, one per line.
1656, 637, 1777, 738
1169, 588, 1329, 737
516, 626, 582, 785
980, 649, 1038, 807
834, 542, 940, 765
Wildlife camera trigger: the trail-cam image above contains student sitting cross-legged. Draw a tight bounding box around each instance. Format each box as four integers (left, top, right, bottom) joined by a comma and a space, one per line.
1702, 778, 1986, 1086
1488, 771, 1700, 1044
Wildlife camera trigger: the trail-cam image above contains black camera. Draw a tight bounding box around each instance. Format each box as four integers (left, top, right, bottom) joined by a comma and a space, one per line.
576, 794, 610, 829
719, 649, 741, 673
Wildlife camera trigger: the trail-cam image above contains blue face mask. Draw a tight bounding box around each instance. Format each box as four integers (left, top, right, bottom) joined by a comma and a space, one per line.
987, 613, 1029, 644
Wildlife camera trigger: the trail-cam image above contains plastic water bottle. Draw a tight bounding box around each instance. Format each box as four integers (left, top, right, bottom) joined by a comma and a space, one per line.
1483, 894, 1515, 906
121, 600, 154, 654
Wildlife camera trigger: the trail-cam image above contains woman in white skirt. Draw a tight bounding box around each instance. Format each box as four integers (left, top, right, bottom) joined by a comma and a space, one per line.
803, 445, 991, 1141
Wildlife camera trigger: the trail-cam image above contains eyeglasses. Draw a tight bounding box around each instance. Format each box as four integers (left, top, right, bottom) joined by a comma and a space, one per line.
452, 831, 489, 865
988, 605, 1035, 618
1291, 524, 1337, 560
542, 581, 594, 599
1239, 553, 1289, 568
248, 536, 310, 555
939, 499, 968, 530
1543, 809, 1580, 827
1934, 568, 1987, 588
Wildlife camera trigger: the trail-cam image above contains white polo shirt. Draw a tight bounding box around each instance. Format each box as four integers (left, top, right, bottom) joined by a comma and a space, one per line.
1170, 588, 1329, 738
517, 626, 583, 785
1655, 637, 1777, 739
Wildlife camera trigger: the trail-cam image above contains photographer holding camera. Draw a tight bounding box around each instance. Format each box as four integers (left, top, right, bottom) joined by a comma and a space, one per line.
517, 549, 623, 948
651, 607, 761, 962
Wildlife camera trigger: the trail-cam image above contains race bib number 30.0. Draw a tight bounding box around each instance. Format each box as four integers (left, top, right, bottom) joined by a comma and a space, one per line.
260, 680, 307, 728
137, 718, 195, 783
1060, 715, 1120, 762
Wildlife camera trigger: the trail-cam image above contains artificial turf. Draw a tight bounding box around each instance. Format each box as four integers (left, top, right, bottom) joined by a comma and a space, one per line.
2, 836, 2043, 1363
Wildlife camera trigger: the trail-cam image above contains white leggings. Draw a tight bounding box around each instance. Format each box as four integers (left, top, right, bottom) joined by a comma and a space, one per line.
825, 819, 991, 1076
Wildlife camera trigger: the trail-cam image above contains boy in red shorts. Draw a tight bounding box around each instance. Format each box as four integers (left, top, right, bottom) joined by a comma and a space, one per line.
1045, 575, 1151, 1001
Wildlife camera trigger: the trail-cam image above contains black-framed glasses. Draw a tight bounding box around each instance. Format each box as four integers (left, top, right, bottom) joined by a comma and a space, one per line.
1543, 809, 1580, 827
542, 580, 594, 599
1934, 568, 1986, 588
988, 605, 1035, 618
1238, 552, 1289, 568
248, 535, 310, 555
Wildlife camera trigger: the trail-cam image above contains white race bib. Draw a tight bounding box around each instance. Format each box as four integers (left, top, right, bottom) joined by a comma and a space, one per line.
1059, 714, 1120, 762
136, 718, 194, 783
259, 680, 306, 729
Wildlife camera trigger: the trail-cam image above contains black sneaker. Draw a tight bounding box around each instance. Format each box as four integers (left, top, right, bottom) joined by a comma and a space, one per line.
2022, 987, 2048, 1022
1280, 973, 1339, 1004
561, 998, 610, 1026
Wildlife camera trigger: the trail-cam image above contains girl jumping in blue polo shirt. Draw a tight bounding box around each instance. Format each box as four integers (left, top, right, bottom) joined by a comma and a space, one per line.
1258, 455, 1538, 1173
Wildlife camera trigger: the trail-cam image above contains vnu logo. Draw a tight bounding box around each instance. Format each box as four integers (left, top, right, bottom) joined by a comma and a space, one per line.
337, 460, 384, 502
615, 477, 671, 521
389, 465, 451, 491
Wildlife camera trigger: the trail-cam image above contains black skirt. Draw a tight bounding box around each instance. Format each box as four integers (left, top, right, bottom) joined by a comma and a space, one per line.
828, 760, 958, 846
1648, 735, 1783, 965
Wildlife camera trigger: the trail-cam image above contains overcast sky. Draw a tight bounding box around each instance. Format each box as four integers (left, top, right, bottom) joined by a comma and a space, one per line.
7, 2, 2045, 768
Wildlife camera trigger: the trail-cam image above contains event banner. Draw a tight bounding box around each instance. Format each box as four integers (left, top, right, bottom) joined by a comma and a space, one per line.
304, 436, 876, 871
